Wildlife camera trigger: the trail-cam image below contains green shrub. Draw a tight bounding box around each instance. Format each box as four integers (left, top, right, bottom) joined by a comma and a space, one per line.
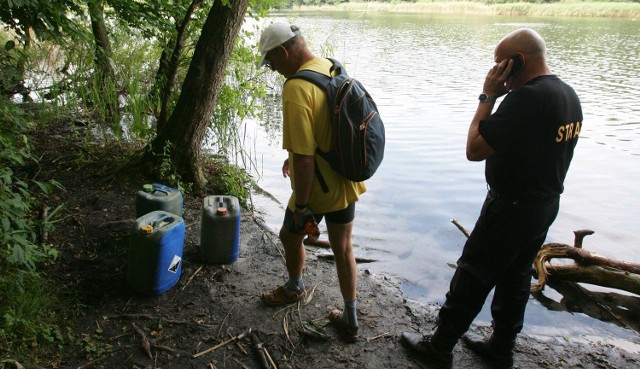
0, 98, 66, 362
0, 272, 67, 361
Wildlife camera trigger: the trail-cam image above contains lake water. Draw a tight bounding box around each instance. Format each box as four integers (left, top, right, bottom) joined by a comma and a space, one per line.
243, 11, 640, 352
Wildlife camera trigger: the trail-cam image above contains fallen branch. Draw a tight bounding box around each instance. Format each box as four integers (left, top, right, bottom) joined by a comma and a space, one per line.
192, 328, 251, 358
233, 357, 251, 369
533, 263, 640, 295
217, 305, 236, 338
570, 229, 594, 248
250, 332, 270, 369
367, 332, 392, 342
253, 217, 286, 265
537, 239, 640, 273
1, 359, 24, 369
283, 311, 293, 346
263, 345, 278, 369
108, 332, 132, 342
451, 218, 470, 238
303, 283, 318, 306
316, 253, 378, 263
532, 230, 640, 295
107, 313, 155, 320
235, 340, 248, 355
247, 331, 280, 368
181, 265, 203, 291
162, 318, 193, 325
132, 323, 153, 359
155, 345, 176, 353
107, 314, 157, 320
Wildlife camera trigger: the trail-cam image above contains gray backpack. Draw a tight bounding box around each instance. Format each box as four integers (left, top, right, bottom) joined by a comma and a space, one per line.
286, 58, 385, 191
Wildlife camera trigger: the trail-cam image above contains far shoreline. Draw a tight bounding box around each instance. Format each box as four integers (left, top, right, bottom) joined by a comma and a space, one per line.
288, 1, 640, 19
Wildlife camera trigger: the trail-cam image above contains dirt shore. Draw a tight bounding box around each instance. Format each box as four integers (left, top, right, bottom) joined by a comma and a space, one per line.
25, 121, 639, 368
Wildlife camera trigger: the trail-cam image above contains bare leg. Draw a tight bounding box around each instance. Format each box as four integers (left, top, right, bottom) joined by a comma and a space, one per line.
325, 219, 359, 342
279, 226, 306, 280
326, 220, 356, 301
260, 227, 307, 306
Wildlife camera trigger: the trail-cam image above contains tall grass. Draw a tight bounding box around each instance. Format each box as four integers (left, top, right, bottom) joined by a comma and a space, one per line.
44, 29, 162, 143
0, 272, 70, 365
295, 1, 640, 18
493, 2, 640, 17
111, 30, 165, 142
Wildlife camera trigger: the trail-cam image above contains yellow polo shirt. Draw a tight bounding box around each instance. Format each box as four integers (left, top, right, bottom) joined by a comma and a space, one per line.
282, 57, 366, 214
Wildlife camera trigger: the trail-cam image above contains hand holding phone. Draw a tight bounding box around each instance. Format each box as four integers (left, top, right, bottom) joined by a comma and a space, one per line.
508, 55, 524, 77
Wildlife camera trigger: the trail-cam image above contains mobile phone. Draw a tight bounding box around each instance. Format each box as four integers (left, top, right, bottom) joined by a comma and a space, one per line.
508, 55, 524, 77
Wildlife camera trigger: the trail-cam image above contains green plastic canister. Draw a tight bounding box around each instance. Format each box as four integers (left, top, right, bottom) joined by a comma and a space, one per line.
128, 211, 185, 295
200, 195, 241, 264
135, 183, 183, 218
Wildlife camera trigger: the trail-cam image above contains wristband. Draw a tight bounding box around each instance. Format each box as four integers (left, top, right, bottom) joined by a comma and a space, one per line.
295, 202, 308, 209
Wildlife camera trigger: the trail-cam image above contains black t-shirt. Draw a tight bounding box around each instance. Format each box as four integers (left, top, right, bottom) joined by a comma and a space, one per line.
479, 75, 583, 200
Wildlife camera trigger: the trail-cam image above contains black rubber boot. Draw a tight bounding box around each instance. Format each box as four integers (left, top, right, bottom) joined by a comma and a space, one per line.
462, 332, 515, 369
400, 332, 453, 369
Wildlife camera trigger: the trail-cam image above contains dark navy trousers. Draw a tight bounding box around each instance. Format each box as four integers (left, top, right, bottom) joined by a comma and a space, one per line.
437, 191, 560, 344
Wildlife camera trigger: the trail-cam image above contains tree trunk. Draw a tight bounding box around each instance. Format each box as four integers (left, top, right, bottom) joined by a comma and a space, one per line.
156, 0, 204, 133
145, 0, 250, 191
88, 0, 119, 126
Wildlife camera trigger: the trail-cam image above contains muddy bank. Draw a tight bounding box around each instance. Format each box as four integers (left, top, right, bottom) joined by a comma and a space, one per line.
28, 121, 639, 368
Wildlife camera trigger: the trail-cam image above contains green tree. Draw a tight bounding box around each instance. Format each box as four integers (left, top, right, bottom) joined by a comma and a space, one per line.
88, 0, 119, 126
0, 0, 81, 41
154, 0, 206, 133
144, 0, 251, 191
108, 0, 210, 130
0, 0, 82, 99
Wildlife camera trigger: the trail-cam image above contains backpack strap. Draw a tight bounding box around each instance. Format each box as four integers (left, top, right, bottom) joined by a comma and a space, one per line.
313, 162, 329, 194
286, 58, 343, 87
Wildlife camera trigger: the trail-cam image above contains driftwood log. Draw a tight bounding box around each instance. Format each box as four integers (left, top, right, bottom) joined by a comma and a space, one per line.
531, 230, 640, 295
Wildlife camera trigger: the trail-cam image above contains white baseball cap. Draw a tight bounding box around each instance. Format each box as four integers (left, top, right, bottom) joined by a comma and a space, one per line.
258, 23, 301, 67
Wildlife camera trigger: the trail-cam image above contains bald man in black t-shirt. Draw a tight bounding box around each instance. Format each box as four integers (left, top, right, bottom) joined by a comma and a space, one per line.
401, 28, 583, 369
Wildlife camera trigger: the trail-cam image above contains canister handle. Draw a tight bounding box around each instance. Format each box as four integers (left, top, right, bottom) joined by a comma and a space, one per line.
152, 189, 170, 196
153, 216, 174, 229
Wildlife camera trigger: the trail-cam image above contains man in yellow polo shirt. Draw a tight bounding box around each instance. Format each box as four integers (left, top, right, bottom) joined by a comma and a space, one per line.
257, 23, 366, 343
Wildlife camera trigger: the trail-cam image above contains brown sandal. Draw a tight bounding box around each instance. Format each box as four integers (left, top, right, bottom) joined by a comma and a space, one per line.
261, 286, 305, 306
328, 309, 359, 343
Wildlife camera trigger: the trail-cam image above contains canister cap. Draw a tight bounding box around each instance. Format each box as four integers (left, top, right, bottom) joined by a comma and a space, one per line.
140, 224, 153, 234
143, 184, 153, 193
217, 207, 228, 215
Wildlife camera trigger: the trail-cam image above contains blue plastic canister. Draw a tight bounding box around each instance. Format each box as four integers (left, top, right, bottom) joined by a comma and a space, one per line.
135, 183, 183, 218
200, 195, 241, 264
128, 211, 185, 295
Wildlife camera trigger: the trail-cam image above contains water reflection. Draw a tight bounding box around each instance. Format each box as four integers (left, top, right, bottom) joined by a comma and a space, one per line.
247, 12, 640, 352
533, 280, 640, 335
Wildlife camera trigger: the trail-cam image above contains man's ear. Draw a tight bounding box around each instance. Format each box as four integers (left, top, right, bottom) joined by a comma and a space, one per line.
278, 45, 289, 60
